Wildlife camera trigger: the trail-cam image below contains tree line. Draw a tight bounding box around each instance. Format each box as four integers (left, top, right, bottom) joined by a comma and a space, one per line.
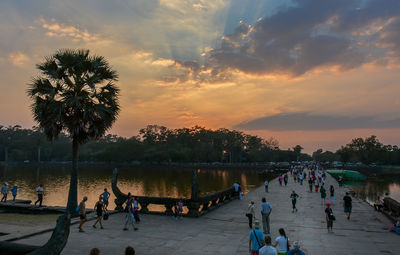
312, 135, 400, 165
0, 124, 312, 163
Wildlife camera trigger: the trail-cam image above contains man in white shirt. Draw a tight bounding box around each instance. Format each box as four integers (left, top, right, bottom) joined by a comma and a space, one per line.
260, 197, 272, 234
259, 236, 277, 255
34, 184, 44, 206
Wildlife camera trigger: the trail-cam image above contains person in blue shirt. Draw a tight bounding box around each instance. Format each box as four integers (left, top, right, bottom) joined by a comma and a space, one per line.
101, 188, 111, 209
249, 220, 264, 255
287, 241, 306, 255
10, 185, 18, 201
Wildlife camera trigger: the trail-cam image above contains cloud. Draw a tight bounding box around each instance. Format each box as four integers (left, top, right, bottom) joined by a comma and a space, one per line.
38, 17, 99, 42
235, 112, 400, 131
8, 51, 29, 66
207, 0, 400, 77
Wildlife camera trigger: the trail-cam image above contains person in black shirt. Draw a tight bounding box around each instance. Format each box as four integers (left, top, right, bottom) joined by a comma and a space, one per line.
343, 192, 352, 220
325, 202, 335, 233
290, 190, 299, 213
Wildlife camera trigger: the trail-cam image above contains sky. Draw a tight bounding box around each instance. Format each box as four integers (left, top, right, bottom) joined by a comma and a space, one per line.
1, 0, 400, 153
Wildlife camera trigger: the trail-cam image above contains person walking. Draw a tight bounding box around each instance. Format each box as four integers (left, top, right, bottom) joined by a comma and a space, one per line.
93, 196, 105, 229
123, 193, 138, 231
325, 202, 335, 233
299, 173, 303, 185
178, 200, 183, 219
343, 192, 352, 220
101, 188, 110, 209
329, 185, 335, 205
314, 178, 319, 192
246, 201, 256, 229
320, 185, 326, 205
283, 174, 288, 186
34, 184, 44, 206
78, 196, 88, 232
133, 196, 140, 223
10, 185, 18, 201
287, 242, 306, 255
290, 190, 299, 213
273, 228, 290, 255
308, 178, 313, 192
259, 236, 277, 255
264, 180, 269, 193
249, 220, 264, 255
1, 182, 8, 202
173, 202, 179, 221
278, 175, 283, 186
260, 197, 272, 234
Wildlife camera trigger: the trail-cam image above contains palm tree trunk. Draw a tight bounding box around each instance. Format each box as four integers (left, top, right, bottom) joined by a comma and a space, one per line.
66, 139, 79, 214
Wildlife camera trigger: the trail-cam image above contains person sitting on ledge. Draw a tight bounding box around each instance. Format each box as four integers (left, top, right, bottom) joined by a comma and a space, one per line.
374, 196, 384, 212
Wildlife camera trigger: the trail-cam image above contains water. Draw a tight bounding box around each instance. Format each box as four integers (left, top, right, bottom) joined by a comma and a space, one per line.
344, 179, 400, 204
0, 164, 268, 208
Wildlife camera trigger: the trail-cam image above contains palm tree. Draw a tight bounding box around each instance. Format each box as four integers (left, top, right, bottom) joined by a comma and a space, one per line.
27, 49, 120, 214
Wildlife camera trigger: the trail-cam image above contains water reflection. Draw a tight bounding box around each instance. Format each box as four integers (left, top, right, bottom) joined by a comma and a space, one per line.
0, 165, 267, 208
345, 179, 400, 203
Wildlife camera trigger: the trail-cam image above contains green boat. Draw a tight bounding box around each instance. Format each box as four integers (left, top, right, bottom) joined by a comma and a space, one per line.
326, 169, 366, 181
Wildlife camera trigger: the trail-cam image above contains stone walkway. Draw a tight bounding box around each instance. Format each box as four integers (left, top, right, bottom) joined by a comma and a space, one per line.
10, 174, 399, 254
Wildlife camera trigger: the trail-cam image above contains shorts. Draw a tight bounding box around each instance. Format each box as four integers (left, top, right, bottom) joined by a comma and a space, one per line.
80, 214, 86, 220
344, 206, 352, 213
327, 220, 333, 228
125, 213, 134, 223
104, 200, 109, 206
97, 211, 103, 217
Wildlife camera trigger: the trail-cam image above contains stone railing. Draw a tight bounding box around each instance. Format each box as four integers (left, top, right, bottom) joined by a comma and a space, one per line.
112, 168, 239, 217
383, 197, 400, 219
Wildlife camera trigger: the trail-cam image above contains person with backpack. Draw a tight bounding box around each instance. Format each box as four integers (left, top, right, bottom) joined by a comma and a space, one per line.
249, 220, 264, 255
287, 241, 306, 255
123, 193, 138, 231
325, 202, 335, 233
273, 228, 290, 255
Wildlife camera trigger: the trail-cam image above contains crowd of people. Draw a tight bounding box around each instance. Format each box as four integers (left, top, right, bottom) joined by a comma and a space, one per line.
247, 164, 362, 255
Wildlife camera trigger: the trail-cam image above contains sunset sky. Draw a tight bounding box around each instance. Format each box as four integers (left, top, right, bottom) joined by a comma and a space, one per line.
1, 0, 400, 153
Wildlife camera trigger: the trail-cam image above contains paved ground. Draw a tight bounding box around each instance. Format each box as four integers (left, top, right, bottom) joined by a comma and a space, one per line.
5, 174, 399, 254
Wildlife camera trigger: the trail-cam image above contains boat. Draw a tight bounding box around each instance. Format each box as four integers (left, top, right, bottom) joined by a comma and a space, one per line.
326, 169, 366, 181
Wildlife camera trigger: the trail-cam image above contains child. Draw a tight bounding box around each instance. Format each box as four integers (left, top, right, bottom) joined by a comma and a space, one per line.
10, 185, 18, 201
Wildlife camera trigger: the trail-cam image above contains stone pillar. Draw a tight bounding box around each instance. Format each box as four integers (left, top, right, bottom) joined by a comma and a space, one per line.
186, 201, 201, 217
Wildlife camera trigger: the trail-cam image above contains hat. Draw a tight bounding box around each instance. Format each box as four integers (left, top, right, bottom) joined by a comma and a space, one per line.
326, 202, 331, 206
4, 182, 8, 185
253, 220, 260, 229
293, 241, 300, 248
